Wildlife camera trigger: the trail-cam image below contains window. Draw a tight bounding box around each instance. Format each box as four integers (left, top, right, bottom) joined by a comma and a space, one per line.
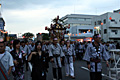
99, 30, 101, 34
111, 19, 115, 22
115, 21, 117, 24
79, 29, 93, 33
94, 31, 96, 34
70, 17, 85, 21
78, 18, 85, 21
95, 22, 96, 25
98, 21, 101, 25
111, 30, 118, 34
85, 18, 91, 21
104, 29, 107, 34
103, 19, 106, 24
72, 24, 81, 26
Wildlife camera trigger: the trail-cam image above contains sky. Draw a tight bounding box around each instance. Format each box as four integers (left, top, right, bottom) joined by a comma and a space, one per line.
1, 0, 120, 37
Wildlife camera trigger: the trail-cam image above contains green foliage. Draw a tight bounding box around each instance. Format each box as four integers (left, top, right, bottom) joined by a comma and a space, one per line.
42, 33, 49, 40
22, 32, 34, 38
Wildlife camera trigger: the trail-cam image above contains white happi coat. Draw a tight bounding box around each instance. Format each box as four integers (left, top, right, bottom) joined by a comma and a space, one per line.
78, 44, 85, 53
49, 43, 65, 68
63, 45, 75, 64
83, 43, 110, 72
61, 44, 66, 54
45, 45, 50, 54
20, 45, 31, 60
28, 44, 35, 52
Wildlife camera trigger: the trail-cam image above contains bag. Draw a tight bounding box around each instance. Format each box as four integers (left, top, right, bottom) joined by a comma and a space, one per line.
0, 61, 9, 80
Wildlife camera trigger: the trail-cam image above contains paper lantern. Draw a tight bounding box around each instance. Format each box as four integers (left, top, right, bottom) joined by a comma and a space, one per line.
109, 17, 112, 20
101, 23, 103, 25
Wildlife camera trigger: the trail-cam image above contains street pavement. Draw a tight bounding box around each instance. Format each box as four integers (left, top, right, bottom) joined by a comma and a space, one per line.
47, 60, 90, 80
10, 60, 112, 80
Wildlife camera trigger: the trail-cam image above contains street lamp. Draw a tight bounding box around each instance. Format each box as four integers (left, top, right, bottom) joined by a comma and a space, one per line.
67, 33, 71, 40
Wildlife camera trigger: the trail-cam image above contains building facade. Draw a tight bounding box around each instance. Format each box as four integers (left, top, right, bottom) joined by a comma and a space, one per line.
61, 9, 120, 42
0, 17, 5, 39
0, 17, 5, 30
93, 9, 120, 42
61, 14, 97, 42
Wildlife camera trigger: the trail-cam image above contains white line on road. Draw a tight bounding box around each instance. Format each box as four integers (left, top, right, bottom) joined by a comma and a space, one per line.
81, 66, 115, 80
28, 62, 32, 72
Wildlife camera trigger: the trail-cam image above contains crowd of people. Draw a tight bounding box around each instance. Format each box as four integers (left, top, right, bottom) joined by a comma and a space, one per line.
0, 34, 120, 80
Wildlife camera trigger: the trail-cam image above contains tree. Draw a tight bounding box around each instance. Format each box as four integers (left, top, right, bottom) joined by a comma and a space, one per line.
42, 33, 49, 40
22, 32, 34, 38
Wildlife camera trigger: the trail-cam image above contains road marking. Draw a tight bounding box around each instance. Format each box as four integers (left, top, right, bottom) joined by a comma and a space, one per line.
28, 62, 32, 72
81, 66, 115, 80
